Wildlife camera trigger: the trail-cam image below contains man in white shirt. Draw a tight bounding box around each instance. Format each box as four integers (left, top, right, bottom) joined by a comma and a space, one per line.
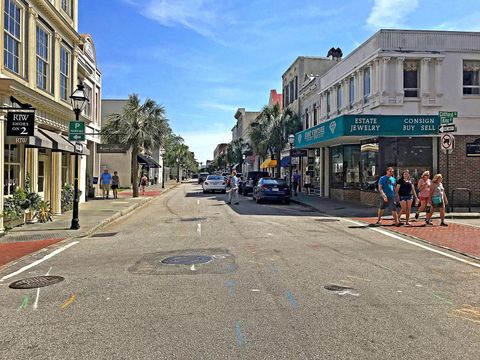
227, 171, 240, 205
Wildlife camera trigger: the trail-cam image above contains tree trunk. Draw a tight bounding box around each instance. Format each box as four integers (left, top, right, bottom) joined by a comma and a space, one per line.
276, 151, 281, 179
131, 147, 140, 197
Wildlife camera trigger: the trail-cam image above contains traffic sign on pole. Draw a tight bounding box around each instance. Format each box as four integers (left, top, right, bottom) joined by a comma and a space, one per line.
440, 133, 454, 151
439, 111, 457, 125
69, 121, 85, 141
439, 124, 457, 133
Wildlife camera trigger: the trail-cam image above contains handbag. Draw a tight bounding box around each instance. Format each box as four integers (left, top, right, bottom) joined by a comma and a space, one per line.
432, 195, 443, 205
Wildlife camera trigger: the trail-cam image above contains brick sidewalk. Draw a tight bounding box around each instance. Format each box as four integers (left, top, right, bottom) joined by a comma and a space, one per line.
355, 218, 480, 260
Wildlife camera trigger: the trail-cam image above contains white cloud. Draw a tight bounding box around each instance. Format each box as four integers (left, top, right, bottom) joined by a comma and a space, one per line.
434, 12, 480, 32
366, 0, 419, 29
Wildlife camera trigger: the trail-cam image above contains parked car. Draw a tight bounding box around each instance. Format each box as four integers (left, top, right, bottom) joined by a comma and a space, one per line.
198, 172, 210, 184
192, 174, 199, 179
202, 175, 227, 193
240, 171, 270, 195
252, 178, 290, 204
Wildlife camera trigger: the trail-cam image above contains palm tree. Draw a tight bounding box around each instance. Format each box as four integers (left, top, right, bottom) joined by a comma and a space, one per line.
101, 94, 169, 197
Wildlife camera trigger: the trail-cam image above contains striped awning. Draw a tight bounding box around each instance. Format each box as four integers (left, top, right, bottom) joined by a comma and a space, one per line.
260, 158, 277, 168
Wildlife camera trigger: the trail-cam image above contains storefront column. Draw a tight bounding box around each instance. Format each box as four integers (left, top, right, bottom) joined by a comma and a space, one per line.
396, 57, 405, 99
373, 59, 380, 96
26, 148, 39, 192
435, 58, 443, 98
0, 111, 6, 233
51, 152, 62, 215
27, 7, 38, 88
381, 57, 391, 96
420, 58, 431, 99
54, 34, 62, 102
432, 137, 439, 175
324, 147, 330, 198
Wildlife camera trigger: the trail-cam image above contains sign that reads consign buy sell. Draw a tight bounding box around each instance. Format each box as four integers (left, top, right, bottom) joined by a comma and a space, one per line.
7, 111, 35, 136
295, 115, 439, 148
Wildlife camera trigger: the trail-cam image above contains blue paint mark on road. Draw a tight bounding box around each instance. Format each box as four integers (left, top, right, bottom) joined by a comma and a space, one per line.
235, 321, 246, 347
225, 280, 236, 295
286, 290, 300, 310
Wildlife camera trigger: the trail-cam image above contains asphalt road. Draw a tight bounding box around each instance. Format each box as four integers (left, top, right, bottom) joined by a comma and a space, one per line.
0, 182, 479, 359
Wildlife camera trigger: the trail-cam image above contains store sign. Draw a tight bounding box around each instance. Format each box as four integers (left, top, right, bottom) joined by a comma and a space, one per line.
291, 149, 308, 157
7, 111, 35, 136
466, 139, 480, 157
295, 115, 440, 148
97, 144, 129, 153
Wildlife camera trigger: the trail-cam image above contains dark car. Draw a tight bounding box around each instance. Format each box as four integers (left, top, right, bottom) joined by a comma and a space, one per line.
240, 171, 270, 195
198, 172, 210, 184
252, 178, 290, 204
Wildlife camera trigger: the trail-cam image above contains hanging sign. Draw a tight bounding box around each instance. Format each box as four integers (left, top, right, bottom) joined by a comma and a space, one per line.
7, 111, 35, 136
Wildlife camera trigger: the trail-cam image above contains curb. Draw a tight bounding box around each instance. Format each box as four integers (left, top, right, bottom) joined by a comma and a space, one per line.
0, 184, 179, 275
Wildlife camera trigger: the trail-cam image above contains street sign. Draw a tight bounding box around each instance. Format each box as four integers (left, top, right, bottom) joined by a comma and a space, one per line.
7, 111, 35, 136
439, 124, 457, 133
441, 133, 454, 151
439, 111, 458, 125
74, 142, 83, 154
69, 121, 85, 141
97, 144, 129, 153
291, 149, 308, 157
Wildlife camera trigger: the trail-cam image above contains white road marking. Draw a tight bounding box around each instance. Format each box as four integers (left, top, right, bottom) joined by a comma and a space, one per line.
343, 219, 480, 269
338, 289, 360, 296
33, 267, 53, 310
190, 264, 196, 271
197, 223, 201, 235
251, 289, 260, 292
0, 242, 79, 282
197, 200, 200, 205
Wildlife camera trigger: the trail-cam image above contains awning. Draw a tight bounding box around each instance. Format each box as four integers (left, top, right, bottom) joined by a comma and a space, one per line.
137, 153, 161, 168
280, 156, 291, 167
260, 159, 277, 168
5, 128, 53, 148
38, 128, 75, 152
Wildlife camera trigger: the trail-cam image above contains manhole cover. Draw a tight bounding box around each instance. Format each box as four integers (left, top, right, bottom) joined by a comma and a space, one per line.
91, 232, 118, 238
9, 276, 64, 289
315, 218, 340, 222
161, 255, 213, 265
324, 284, 352, 291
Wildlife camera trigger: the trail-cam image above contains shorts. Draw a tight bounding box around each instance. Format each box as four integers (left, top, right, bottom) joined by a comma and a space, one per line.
379, 197, 397, 211
102, 184, 110, 191
399, 195, 413, 202
111, 184, 118, 190
419, 196, 429, 201
304, 184, 311, 188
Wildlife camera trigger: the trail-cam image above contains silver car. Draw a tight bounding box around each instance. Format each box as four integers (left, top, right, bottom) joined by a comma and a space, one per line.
202, 175, 227, 193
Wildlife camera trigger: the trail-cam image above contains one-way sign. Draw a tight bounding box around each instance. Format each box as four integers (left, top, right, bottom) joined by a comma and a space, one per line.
439, 124, 457, 133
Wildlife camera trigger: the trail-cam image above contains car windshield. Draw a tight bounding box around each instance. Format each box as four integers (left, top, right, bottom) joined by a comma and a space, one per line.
207, 175, 223, 180
262, 179, 286, 185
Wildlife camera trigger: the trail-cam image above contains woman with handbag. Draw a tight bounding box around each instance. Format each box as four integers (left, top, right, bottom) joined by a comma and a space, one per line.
425, 174, 448, 226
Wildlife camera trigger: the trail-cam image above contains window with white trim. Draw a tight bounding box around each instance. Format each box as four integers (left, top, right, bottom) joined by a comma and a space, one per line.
4, 0, 22, 74
60, 46, 70, 100
61, 0, 72, 17
463, 60, 480, 95
4, 144, 21, 196
36, 25, 50, 91
404, 60, 418, 97
83, 83, 92, 117
363, 67, 371, 102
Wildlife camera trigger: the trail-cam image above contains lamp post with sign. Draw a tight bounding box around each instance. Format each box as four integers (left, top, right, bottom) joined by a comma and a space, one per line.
288, 134, 295, 196
69, 83, 89, 230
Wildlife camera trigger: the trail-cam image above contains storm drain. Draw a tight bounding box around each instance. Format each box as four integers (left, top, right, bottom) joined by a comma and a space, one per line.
315, 218, 340, 222
324, 284, 352, 291
161, 255, 212, 265
91, 232, 118, 238
9, 276, 64, 289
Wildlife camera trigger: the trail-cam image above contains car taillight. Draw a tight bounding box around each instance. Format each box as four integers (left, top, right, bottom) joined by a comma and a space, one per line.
261, 185, 269, 189
204, 182, 209, 185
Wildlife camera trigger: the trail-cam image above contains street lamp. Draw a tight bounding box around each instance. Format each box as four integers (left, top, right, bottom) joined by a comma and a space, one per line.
160, 148, 165, 189
288, 134, 295, 196
176, 157, 180, 183
69, 82, 89, 230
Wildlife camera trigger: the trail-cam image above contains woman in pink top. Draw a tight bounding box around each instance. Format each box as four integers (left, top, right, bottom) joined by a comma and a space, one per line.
415, 171, 431, 220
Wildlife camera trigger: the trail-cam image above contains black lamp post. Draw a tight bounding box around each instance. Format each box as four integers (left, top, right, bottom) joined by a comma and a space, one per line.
69, 82, 89, 230
288, 134, 295, 196
160, 148, 165, 189
176, 157, 180, 183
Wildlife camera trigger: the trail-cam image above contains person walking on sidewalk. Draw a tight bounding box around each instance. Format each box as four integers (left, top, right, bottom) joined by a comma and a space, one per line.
396, 169, 419, 226
304, 172, 312, 195
292, 170, 300, 196
227, 171, 239, 205
415, 171, 431, 220
425, 174, 449, 226
100, 169, 112, 199
140, 173, 149, 196
376, 167, 400, 226
111, 171, 120, 199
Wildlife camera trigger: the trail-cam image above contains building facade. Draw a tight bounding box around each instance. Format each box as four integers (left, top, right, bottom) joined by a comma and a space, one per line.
232, 108, 261, 174
0, 0, 96, 231
295, 30, 480, 205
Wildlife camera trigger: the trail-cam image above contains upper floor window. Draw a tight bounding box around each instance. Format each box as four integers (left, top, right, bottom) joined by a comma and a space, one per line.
404, 60, 418, 97
61, 0, 72, 17
326, 91, 331, 117
294, 76, 298, 100
4, 0, 22, 74
363, 67, 371, 102
289, 80, 294, 104
284, 85, 289, 107
349, 77, 355, 108
313, 103, 317, 126
336, 85, 342, 111
36, 25, 50, 91
83, 83, 92, 117
463, 60, 480, 95
60, 46, 70, 101
304, 108, 309, 129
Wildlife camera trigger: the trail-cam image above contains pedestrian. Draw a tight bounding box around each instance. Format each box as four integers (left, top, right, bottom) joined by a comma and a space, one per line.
111, 171, 120, 199
376, 167, 400, 226
292, 170, 300, 196
304, 172, 312, 195
100, 168, 112, 199
425, 174, 449, 226
396, 169, 419, 226
414, 171, 431, 220
140, 173, 148, 195
226, 171, 239, 205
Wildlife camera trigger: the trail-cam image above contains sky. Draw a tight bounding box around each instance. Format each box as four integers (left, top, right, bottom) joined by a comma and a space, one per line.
78, 0, 479, 164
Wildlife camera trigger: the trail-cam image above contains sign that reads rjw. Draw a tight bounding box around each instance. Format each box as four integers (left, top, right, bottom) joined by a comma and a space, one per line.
7, 111, 35, 136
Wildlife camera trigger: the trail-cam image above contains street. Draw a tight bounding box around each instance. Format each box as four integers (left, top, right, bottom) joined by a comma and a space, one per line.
0, 182, 479, 359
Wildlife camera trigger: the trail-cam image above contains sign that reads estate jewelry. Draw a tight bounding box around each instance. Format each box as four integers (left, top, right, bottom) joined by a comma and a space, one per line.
7, 111, 35, 136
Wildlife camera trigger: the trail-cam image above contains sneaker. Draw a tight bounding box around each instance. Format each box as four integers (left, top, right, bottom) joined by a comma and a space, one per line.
440, 222, 448, 227
425, 220, 433, 226
375, 221, 381, 226
405, 222, 411, 226
415, 212, 419, 220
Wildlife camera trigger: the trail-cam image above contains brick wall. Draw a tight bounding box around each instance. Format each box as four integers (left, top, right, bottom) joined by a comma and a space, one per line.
439, 135, 480, 206
330, 188, 361, 201
361, 191, 380, 207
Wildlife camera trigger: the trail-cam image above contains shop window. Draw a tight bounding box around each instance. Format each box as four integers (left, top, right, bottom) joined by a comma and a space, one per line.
4, 144, 21, 196
463, 60, 480, 95
360, 142, 379, 191
38, 161, 45, 193
330, 145, 361, 188
363, 67, 371, 103
404, 61, 418, 97
4, 0, 23, 74
349, 77, 355, 109
330, 146, 343, 188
